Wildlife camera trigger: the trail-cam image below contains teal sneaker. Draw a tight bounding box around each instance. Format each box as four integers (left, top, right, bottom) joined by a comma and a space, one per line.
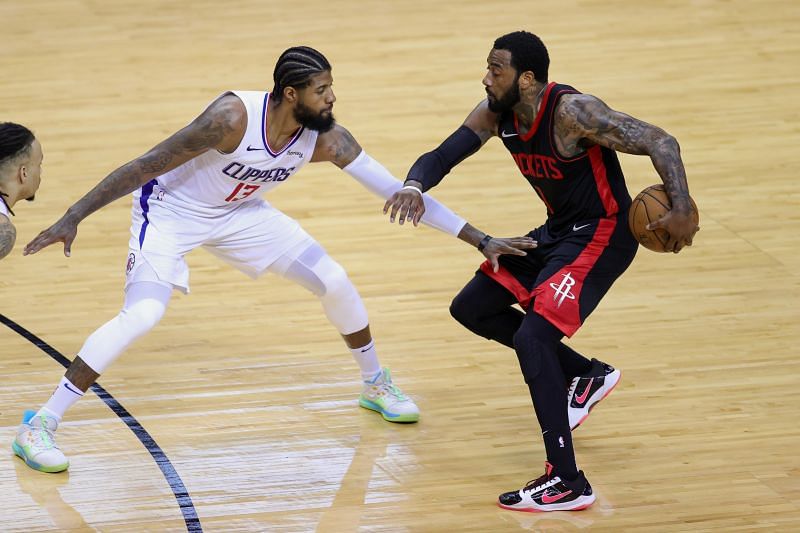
359, 368, 419, 423
13, 410, 69, 473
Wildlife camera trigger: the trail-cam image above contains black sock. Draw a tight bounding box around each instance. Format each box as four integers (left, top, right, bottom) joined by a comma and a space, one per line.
541, 427, 578, 480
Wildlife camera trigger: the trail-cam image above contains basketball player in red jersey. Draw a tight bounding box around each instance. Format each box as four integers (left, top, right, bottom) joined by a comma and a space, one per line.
385, 31, 699, 511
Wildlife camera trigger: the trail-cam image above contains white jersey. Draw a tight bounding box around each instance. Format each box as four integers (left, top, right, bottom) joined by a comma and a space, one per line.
132, 91, 318, 217
0, 197, 9, 218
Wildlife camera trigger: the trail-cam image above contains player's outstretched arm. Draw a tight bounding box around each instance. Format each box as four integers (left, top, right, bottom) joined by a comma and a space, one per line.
386, 100, 498, 222
555, 94, 699, 252
24, 94, 246, 257
0, 215, 16, 260
313, 123, 534, 263
312, 124, 465, 234
457, 222, 537, 273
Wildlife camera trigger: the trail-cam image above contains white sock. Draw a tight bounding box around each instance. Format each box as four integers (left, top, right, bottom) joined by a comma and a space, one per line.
350, 341, 381, 381
37, 376, 85, 423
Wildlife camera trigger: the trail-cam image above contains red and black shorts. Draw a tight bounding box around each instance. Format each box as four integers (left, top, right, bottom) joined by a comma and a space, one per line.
479, 212, 638, 337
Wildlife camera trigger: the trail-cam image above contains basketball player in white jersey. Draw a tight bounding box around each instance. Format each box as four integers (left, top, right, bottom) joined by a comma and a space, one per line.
15, 46, 536, 472
0, 122, 43, 260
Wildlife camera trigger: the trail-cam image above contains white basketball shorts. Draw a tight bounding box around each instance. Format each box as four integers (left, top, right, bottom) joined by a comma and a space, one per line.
126, 194, 313, 293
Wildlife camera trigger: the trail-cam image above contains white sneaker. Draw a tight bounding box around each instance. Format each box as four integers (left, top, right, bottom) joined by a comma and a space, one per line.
13, 410, 69, 473
567, 359, 621, 430
359, 368, 420, 423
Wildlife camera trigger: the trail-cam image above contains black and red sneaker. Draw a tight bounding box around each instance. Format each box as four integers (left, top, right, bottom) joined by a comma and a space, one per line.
568, 358, 621, 430
497, 462, 595, 512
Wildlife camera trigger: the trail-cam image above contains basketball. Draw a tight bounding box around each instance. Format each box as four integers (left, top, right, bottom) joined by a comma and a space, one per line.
628, 184, 698, 252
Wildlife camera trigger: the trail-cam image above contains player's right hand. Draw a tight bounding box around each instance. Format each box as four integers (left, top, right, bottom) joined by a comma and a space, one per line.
482, 236, 538, 273
646, 206, 699, 253
383, 185, 425, 226
23, 214, 79, 257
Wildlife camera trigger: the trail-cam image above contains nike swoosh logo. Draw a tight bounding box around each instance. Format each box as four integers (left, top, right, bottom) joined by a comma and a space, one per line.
572, 223, 591, 232
63, 382, 84, 396
500, 131, 518, 138
575, 378, 593, 404
541, 489, 573, 504
246, 146, 266, 151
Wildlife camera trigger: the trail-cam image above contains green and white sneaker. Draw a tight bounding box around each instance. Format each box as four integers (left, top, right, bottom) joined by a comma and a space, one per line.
13, 410, 69, 473
359, 368, 419, 423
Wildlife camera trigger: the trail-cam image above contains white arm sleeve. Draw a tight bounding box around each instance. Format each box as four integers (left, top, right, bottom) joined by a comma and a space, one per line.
342, 150, 467, 237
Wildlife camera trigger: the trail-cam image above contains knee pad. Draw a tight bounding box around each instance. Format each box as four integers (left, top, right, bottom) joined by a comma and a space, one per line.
318, 260, 352, 299
276, 244, 368, 334
450, 289, 482, 330
513, 313, 565, 384
78, 282, 172, 374
279, 243, 342, 297
316, 258, 367, 334
513, 328, 543, 381
449, 293, 468, 325
117, 295, 168, 336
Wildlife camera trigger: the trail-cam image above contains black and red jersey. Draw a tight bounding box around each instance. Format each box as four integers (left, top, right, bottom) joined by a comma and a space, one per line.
498, 83, 632, 232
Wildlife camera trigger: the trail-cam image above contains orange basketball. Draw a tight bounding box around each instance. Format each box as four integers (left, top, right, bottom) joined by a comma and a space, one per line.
628, 184, 698, 253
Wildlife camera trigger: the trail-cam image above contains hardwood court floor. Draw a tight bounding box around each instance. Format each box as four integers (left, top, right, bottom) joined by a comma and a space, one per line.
1, 0, 799, 531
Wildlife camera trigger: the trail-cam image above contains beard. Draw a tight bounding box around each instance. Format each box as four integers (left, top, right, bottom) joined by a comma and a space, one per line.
486, 82, 520, 113
293, 102, 335, 133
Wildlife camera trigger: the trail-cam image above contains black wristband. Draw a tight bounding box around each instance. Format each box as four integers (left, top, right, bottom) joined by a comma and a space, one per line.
477, 234, 492, 252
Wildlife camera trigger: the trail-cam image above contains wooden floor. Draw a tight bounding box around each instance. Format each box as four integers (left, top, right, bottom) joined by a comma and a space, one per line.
2, 0, 799, 531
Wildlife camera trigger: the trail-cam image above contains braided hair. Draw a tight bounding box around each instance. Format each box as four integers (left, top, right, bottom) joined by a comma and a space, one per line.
272, 46, 331, 103
0, 122, 35, 216
0, 122, 34, 164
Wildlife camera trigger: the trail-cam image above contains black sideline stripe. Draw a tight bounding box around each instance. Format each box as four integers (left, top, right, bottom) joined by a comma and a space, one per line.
0, 313, 202, 532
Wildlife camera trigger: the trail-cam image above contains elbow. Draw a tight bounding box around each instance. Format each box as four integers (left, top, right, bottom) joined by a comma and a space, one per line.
655, 133, 680, 155
647, 133, 681, 161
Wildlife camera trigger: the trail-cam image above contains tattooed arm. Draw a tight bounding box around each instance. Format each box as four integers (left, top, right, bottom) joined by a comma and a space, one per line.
555, 94, 699, 252
0, 215, 16, 260
24, 94, 246, 256
311, 124, 363, 168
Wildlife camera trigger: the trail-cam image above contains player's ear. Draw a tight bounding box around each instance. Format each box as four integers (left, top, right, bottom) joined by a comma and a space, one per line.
18, 165, 27, 183
518, 70, 535, 90
284, 86, 297, 104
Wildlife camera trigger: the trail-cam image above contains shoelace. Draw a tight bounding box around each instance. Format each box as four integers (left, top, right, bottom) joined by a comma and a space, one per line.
28, 418, 57, 450
379, 379, 408, 401
368, 370, 409, 401
522, 473, 559, 494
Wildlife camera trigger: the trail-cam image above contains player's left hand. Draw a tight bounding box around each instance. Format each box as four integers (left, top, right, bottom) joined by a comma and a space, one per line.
482, 236, 538, 273
383, 185, 425, 226
646, 205, 699, 253
23, 212, 79, 257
